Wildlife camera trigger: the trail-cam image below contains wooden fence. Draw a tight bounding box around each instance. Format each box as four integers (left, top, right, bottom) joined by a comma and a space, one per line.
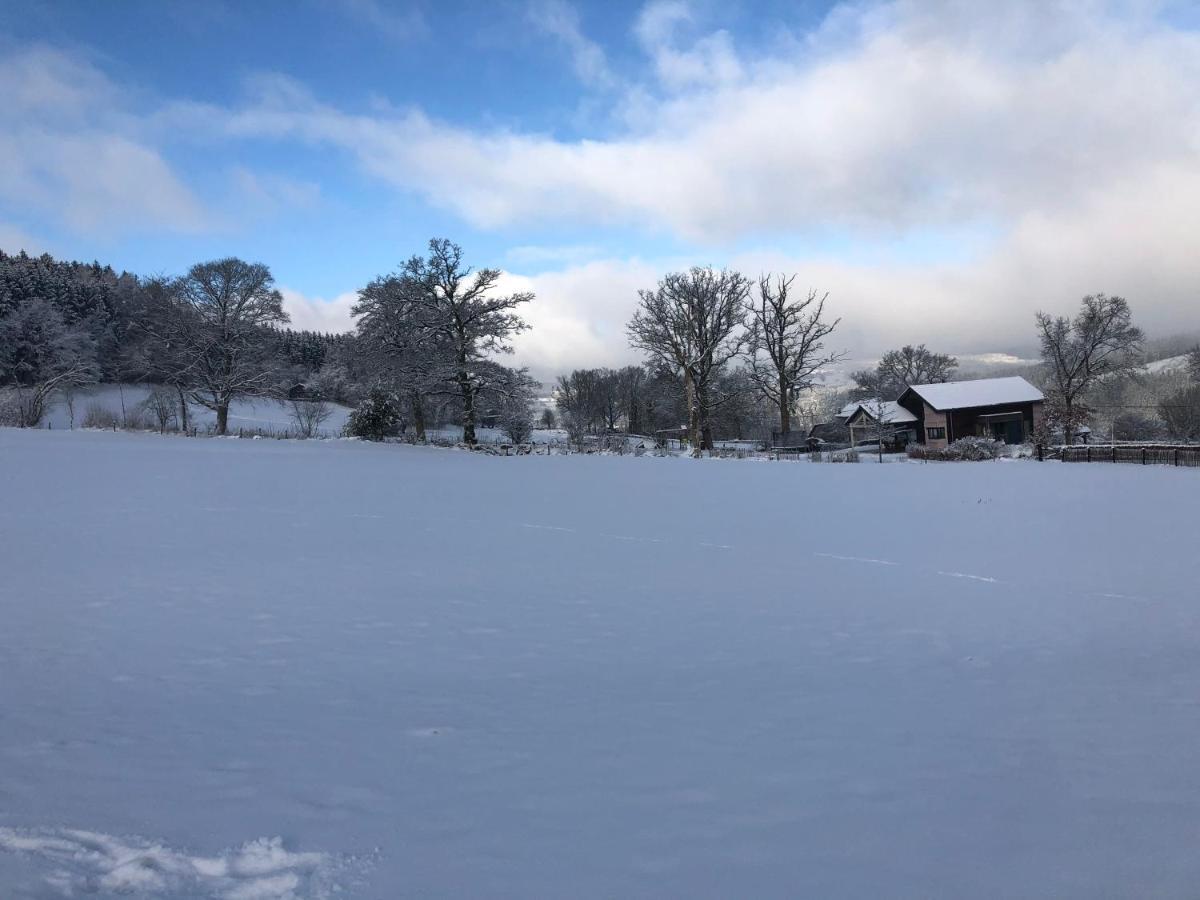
1055, 445, 1200, 468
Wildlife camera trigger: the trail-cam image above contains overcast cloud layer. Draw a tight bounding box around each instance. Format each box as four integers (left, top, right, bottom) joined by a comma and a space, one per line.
1, 0, 1198, 376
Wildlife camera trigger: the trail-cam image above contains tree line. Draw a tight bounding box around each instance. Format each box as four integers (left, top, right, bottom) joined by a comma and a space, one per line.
560, 270, 1199, 450
555, 267, 846, 455
0, 240, 536, 443
4, 243, 1198, 447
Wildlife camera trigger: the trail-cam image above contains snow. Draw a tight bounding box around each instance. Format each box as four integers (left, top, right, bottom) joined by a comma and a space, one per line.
40, 384, 353, 437
905, 375, 1044, 410
1146, 353, 1191, 374
2, 428, 1200, 898
37, 385, 568, 444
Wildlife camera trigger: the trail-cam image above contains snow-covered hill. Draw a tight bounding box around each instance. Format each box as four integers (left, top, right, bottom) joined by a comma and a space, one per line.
2, 429, 1199, 897
1145, 352, 1191, 374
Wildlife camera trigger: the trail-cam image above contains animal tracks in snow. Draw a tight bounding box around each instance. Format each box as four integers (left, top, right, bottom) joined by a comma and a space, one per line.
814, 552, 1007, 588
937, 571, 1002, 584
815, 553, 899, 567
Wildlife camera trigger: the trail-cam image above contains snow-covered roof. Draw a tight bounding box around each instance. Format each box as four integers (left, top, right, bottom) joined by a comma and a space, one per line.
844, 399, 918, 425
837, 400, 860, 420
903, 376, 1043, 411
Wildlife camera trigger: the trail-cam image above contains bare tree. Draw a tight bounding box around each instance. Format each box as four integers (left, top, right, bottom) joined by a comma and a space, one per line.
745, 275, 843, 436
852, 344, 957, 399
499, 390, 534, 444
142, 386, 178, 434
356, 239, 530, 446
862, 397, 895, 462
627, 267, 750, 456
134, 277, 196, 432
1188, 345, 1200, 383
290, 398, 333, 438
174, 259, 289, 435
1159, 386, 1200, 442
1036, 294, 1144, 444
539, 407, 556, 430
615, 365, 646, 435
555, 369, 604, 442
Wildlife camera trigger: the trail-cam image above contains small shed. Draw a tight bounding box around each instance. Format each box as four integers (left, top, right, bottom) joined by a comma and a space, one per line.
842, 400, 919, 449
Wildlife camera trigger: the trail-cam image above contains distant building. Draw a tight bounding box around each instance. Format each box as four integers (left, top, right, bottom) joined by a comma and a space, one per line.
896, 376, 1044, 449
842, 400, 919, 449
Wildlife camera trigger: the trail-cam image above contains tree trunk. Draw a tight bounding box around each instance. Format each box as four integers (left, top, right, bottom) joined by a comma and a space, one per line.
176, 386, 189, 433
410, 391, 427, 442
778, 373, 791, 436
684, 370, 701, 457
695, 380, 713, 453
457, 364, 476, 445
216, 402, 229, 436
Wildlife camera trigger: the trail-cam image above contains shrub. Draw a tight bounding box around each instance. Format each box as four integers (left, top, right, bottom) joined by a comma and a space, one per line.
499, 396, 533, 444
83, 403, 120, 430
343, 389, 403, 441
0, 389, 19, 427
141, 387, 178, 433
290, 398, 333, 439
909, 436, 1008, 461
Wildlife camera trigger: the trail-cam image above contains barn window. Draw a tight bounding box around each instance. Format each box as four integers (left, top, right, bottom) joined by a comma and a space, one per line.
927, 426, 946, 440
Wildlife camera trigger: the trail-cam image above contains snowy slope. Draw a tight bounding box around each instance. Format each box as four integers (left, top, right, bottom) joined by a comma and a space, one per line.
39, 385, 566, 445
40, 384, 353, 437
1146, 353, 1191, 374
2, 429, 1200, 898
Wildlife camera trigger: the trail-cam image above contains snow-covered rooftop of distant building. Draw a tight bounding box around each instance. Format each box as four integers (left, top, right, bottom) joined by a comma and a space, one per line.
903, 376, 1043, 411
843, 399, 918, 424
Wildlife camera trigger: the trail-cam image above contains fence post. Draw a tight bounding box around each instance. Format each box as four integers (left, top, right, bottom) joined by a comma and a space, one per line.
1037, 443, 1044, 462
1175, 448, 1180, 467
1142, 447, 1147, 465
1086, 446, 1091, 463
1112, 446, 1117, 463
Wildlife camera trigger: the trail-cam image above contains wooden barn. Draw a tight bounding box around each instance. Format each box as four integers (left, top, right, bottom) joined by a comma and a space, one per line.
896, 376, 1044, 449
842, 400, 919, 449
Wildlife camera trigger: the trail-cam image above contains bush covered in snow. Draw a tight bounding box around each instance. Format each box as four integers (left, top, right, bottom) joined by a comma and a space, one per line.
82, 403, 120, 430
909, 436, 1009, 461
343, 389, 403, 441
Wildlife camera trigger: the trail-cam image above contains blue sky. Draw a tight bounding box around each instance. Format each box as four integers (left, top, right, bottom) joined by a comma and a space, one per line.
2, 1, 1199, 376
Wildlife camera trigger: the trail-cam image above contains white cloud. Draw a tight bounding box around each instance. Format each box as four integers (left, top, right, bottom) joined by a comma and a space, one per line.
633, 0, 744, 91
0, 222, 45, 255
0, 46, 208, 237
502, 259, 666, 377
200, 1, 1200, 247
503, 156, 1200, 375
279, 287, 359, 333
328, 0, 427, 42
528, 0, 616, 89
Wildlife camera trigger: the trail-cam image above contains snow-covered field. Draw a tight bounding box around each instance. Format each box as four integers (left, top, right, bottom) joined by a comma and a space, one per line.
2, 428, 1199, 898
